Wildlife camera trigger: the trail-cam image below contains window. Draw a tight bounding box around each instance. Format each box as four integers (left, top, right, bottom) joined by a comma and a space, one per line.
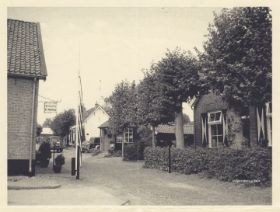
208, 111, 223, 148
210, 124, 223, 147
124, 128, 133, 143
266, 102, 272, 146
208, 111, 222, 124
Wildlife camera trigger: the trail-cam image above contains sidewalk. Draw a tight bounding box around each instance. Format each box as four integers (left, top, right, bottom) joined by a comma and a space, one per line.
8, 176, 61, 190
8, 149, 127, 205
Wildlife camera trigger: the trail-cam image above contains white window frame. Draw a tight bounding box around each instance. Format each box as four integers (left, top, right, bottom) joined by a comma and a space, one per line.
124, 128, 133, 143
116, 135, 123, 143
266, 102, 272, 147
207, 111, 223, 148
208, 110, 222, 124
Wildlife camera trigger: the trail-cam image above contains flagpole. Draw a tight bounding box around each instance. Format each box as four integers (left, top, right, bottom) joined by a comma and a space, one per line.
75, 100, 79, 179
75, 42, 81, 180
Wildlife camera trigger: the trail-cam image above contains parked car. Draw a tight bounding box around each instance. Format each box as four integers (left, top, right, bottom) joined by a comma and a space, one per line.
49, 136, 63, 153
81, 141, 91, 153
81, 140, 100, 153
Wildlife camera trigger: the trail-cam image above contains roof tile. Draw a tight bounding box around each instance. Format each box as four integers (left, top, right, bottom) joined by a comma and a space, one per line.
7, 19, 47, 79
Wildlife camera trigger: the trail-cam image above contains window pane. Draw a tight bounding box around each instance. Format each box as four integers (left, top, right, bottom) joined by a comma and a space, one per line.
215, 112, 221, 121
211, 125, 217, 135
217, 135, 223, 143
208, 111, 222, 123
217, 124, 223, 134
210, 113, 215, 122
211, 137, 217, 147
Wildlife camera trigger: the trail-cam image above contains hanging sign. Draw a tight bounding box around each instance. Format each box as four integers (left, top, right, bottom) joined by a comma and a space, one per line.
44, 102, 57, 113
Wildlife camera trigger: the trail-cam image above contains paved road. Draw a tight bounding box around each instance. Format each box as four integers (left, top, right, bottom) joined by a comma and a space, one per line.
8, 147, 272, 205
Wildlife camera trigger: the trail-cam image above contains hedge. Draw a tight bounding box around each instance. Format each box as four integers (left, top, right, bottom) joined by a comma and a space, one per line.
123, 142, 146, 161
144, 146, 271, 186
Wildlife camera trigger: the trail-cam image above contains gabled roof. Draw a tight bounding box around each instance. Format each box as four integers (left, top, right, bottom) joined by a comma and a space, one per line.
83, 103, 109, 122
7, 19, 47, 80
155, 123, 194, 135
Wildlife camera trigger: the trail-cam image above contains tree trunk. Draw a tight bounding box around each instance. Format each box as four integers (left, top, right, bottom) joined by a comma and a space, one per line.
152, 126, 156, 147
175, 106, 185, 149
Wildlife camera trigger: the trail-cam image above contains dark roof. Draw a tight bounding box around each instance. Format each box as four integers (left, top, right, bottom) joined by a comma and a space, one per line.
7, 19, 47, 80
83, 106, 97, 121
98, 120, 110, 129
155, 123, 194, 135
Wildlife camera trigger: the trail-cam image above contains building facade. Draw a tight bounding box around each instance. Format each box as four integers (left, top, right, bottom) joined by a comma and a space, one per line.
69, 103, 109, 145
193, 93, 272, 149
8, 19, 47, 175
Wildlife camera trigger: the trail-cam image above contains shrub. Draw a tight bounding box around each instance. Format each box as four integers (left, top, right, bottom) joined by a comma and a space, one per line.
37, 141, 52, 167
206, 147, 272, 186
54, 154, 65, 166
123, 142, 146, 161
53, 154, 65, 173
144, 146, 272, 186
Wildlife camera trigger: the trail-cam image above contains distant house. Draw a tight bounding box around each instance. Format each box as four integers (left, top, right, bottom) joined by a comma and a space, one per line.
98, 120, 135, 152
193, 93, 272, 149
155, 123, 194, 147
8, 19, 47, 176
69, 103, 109, 145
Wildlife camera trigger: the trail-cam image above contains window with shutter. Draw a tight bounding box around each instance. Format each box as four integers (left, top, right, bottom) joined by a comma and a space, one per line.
266, 102, 272, 147
208, 111, 223, 148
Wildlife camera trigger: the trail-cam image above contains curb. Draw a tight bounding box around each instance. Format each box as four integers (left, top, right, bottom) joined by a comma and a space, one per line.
8, 184, 61, 190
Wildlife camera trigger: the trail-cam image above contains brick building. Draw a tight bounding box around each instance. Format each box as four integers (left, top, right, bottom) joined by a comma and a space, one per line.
193, 93, 272, 149
8, 19, 47, 175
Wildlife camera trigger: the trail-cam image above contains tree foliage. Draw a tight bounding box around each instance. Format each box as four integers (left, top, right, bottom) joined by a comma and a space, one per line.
200, 7, 272, 109
107, 81, 137, 134
149, 48, 200, 149
137, 70, 173, 127
50, 109, 76, 137
152, 48, 201, 112
42, 118, 52, 128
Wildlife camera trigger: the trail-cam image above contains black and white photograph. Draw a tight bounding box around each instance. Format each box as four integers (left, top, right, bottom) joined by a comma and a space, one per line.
2, 1, 277, 208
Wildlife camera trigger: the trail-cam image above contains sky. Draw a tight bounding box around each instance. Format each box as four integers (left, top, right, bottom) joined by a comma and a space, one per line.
8, 7, 221, 124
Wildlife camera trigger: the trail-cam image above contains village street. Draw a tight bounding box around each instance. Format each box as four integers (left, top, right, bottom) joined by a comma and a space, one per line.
8, 147, 271, 205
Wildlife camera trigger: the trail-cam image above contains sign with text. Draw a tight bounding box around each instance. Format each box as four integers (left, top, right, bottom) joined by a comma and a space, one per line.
44, 102, 57, 113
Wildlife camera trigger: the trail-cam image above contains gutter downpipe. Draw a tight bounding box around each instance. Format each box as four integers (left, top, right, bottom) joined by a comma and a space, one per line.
29, 77, 37, 176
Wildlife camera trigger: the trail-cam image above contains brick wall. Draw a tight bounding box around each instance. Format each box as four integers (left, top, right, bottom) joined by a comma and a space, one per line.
194, 93, 228, 146
8, 77, 39, 160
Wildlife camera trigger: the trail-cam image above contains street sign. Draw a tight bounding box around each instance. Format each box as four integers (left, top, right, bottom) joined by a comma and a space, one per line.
44, 102, 57, 113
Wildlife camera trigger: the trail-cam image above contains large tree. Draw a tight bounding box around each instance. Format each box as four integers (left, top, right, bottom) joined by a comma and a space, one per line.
107, 81, 137, 135
137, 71, 173, 147
200, 7, 272, 110
50, 109, 76, 137
151, 48, 200, 149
